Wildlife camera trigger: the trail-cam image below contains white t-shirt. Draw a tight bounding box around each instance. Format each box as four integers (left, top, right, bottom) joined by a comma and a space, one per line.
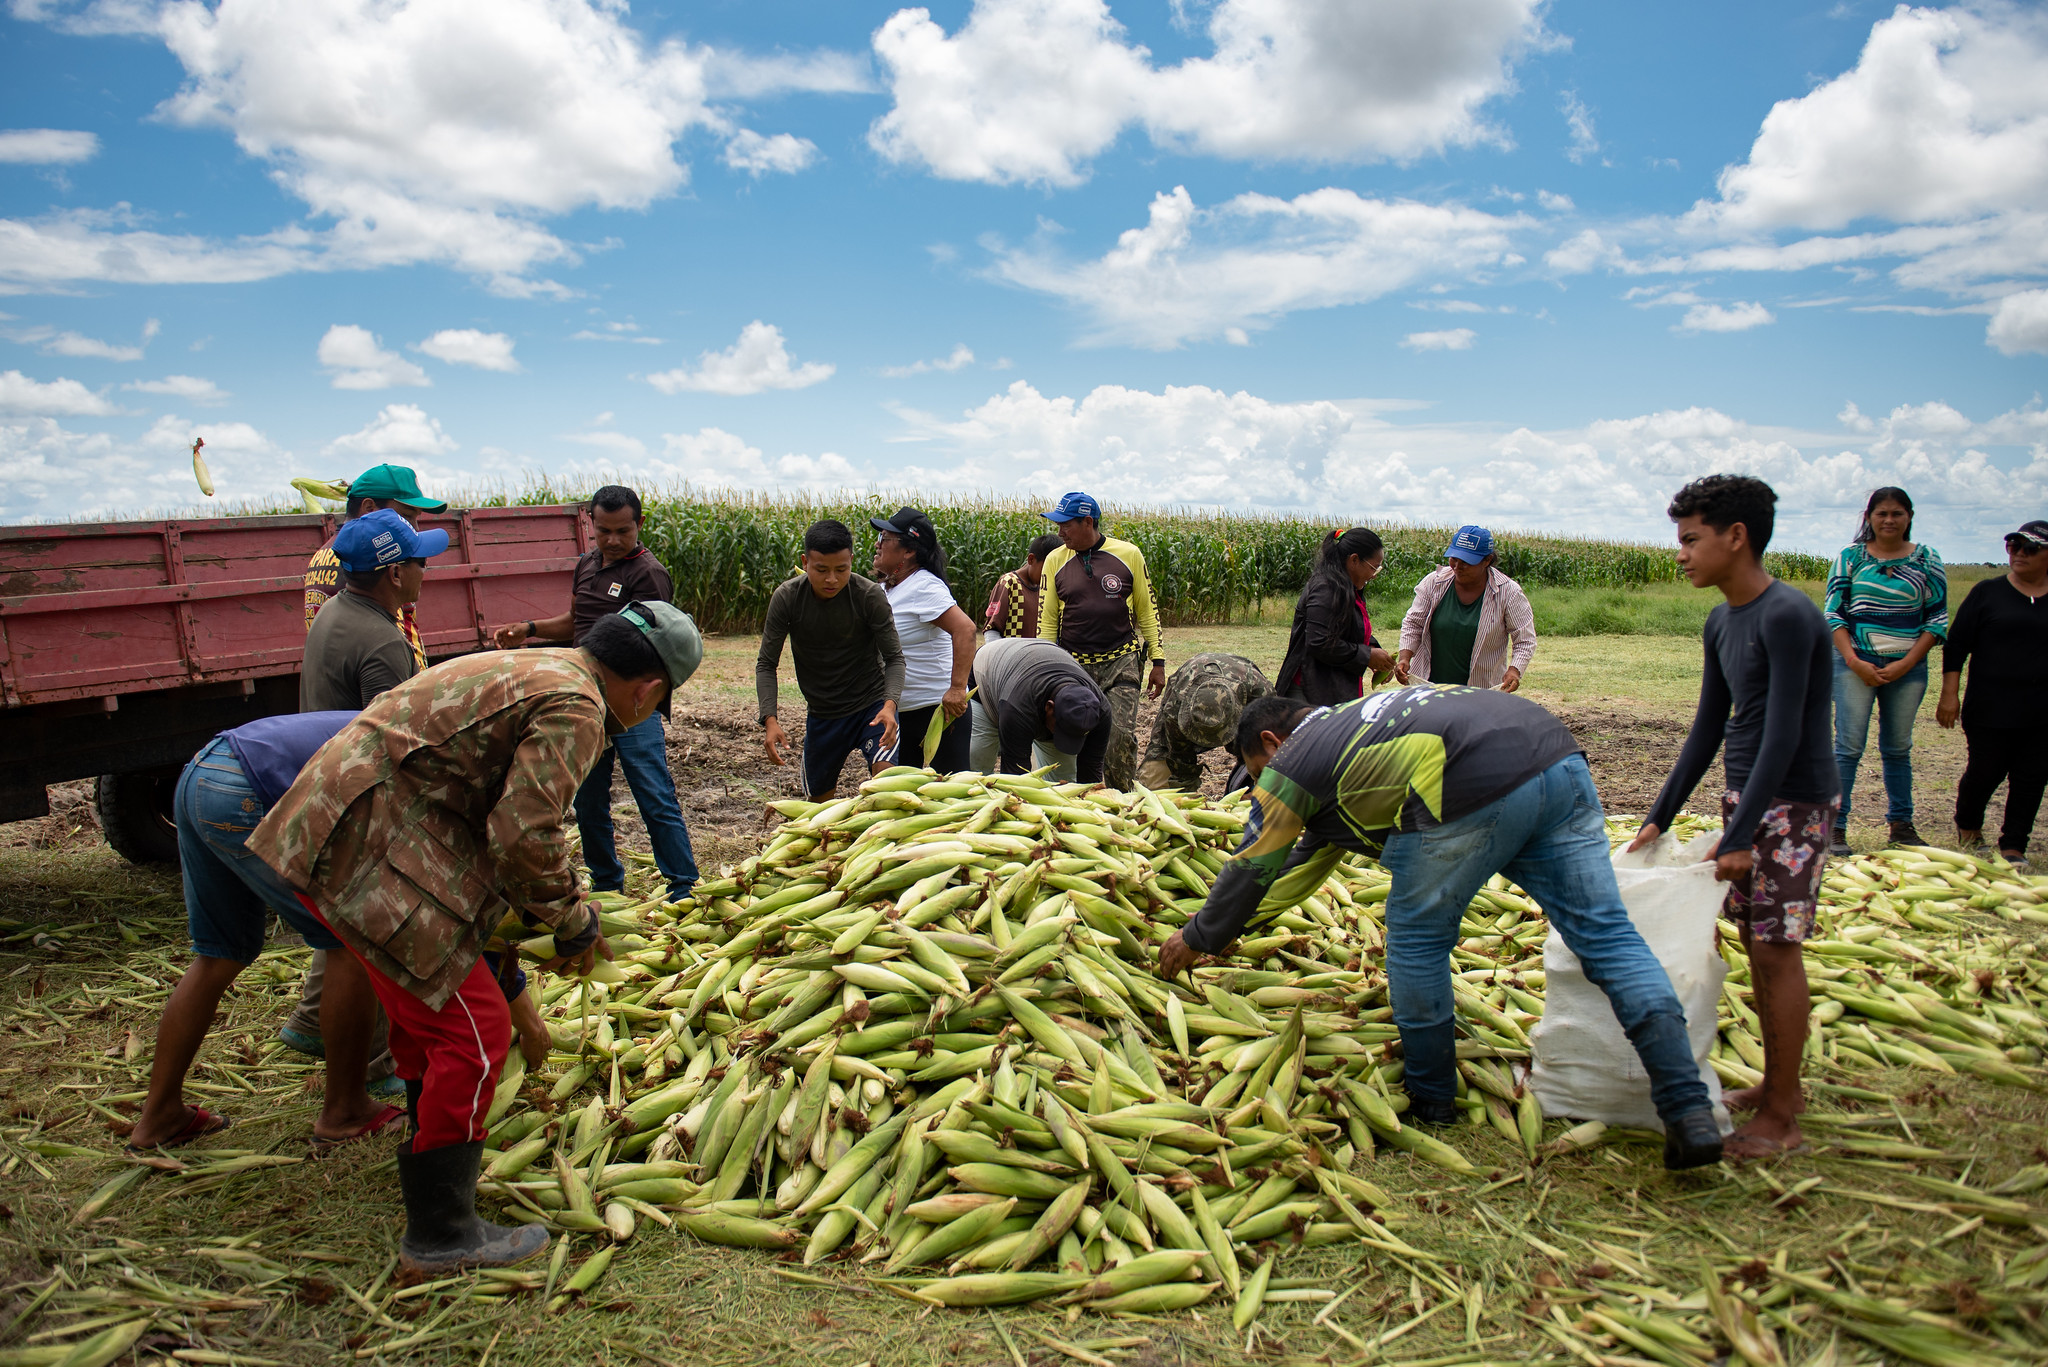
887, 568, 960, 708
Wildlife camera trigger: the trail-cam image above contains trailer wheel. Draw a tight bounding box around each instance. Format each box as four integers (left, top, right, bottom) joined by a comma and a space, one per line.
96, 770, 181, 867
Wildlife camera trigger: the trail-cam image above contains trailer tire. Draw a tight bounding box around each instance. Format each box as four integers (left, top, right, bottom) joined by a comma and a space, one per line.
96, 770, 181, 867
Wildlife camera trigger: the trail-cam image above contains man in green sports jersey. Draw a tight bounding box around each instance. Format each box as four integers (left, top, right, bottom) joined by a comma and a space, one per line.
1159, 686, 1725, 1170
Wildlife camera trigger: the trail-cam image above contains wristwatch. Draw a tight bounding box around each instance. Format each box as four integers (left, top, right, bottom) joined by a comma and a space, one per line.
525, 619, 536, 639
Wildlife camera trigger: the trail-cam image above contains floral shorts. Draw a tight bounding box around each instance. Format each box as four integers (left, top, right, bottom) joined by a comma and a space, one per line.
1720, 790, 1837, 944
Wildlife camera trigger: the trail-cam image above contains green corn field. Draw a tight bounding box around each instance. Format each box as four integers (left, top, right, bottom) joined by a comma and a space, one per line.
243, 479, 1829, 634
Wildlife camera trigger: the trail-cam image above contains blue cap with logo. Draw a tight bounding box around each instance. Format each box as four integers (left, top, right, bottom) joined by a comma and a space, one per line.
1445, 525, 1494, 565
1043, 491, 1101, 524
331, 508, 452, 572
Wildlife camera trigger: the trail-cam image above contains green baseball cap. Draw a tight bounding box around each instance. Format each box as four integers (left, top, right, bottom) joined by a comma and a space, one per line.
348, 463, 447, 512
617, 601, 704, 690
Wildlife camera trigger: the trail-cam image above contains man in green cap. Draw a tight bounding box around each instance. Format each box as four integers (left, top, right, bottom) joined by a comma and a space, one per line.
250, 600, 704, 1273
283, 464, 450, 1083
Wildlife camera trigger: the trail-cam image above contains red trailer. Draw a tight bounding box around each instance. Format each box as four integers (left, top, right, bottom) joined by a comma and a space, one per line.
0, 505, 588, 863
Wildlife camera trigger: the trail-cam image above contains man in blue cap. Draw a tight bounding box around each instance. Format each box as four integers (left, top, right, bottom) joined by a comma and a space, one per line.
283, 507, 454, 1083
1395, 524, 1537, 692
303, 509, 450, 711
1035, 491, 1165, 790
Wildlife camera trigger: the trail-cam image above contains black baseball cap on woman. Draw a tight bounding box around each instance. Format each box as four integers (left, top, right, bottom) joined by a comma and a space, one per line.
871, 506, 948, 576
2008, 520, 2048, 550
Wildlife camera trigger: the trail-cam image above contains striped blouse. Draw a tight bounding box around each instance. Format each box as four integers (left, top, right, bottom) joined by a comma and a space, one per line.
1824, 543, 1948, 659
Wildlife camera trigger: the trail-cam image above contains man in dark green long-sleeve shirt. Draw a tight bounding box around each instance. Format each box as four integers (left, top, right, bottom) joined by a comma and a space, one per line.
756, 519, 906, 799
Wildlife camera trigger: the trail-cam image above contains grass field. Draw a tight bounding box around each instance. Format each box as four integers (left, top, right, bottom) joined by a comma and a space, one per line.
3, 618, 2044, 1367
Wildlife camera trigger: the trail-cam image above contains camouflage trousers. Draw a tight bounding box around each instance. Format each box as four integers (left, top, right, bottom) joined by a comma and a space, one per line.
1078, 649, 1144, 791
1137, 729, 1203, 792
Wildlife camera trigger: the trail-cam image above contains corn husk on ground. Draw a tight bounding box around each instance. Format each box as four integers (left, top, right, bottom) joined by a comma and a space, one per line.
468, 767, 2048, 1358
8, 770, 2048, 1364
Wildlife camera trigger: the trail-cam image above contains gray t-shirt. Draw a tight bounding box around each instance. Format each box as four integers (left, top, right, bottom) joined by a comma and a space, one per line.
301, 589, 418, 711
756, 573, 906, 722
972, 636, 1110, 775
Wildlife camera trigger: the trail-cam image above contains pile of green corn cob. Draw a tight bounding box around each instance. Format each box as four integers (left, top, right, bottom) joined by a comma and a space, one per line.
471, 766, 2048, 1328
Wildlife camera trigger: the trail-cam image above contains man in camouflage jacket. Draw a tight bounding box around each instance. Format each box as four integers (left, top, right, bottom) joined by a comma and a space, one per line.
1137, 652, 1271, 793
250, 601, 702, 1274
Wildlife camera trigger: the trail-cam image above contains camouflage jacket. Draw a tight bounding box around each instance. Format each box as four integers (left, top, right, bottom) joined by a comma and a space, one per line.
1138, 652, 1271, 791
248, 649, 609, 1010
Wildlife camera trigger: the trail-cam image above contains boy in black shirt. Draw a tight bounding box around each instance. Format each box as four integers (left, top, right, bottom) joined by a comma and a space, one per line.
1632, 475, 1838, 1160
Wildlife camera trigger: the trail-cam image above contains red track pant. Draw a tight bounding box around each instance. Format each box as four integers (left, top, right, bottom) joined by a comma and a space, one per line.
306, 900, 509, 1152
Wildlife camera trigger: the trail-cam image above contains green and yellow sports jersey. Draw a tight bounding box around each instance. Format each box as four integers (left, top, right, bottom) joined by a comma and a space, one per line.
1180, 686, 1581, 953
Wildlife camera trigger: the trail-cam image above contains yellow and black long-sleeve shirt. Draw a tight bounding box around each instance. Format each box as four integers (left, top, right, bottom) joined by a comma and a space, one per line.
1180, 686, 1581, 953
1035, 533, 1162, 667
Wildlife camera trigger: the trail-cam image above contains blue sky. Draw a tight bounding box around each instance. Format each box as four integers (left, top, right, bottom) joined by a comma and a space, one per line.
2, 0, 2044, 558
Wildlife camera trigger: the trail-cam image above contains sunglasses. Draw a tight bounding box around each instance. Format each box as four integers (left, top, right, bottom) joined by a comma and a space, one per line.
2008, 536, 2046, 553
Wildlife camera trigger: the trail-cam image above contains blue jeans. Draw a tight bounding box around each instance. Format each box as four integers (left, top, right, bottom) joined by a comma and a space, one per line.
574, 712, 698, 900
175, 738, 341, 962
1380, 754, 1708, 1122
1832, 652, 1927, 826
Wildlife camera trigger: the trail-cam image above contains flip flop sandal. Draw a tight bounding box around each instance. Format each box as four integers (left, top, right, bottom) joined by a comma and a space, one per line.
311, 1103, 406, 1152
123, 1106, 231, 1155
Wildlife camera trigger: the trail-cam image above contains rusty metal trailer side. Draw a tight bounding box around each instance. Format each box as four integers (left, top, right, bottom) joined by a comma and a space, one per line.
0, 505, 588, 861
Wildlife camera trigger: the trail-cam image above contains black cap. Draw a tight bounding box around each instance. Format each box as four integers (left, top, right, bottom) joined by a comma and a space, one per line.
871, 506, 947, 577
2007, 520, 2048, 549
1048, 681, 1107, 756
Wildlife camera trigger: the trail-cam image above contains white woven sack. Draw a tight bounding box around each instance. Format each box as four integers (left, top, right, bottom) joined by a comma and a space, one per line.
1528, 829, 1731, 1134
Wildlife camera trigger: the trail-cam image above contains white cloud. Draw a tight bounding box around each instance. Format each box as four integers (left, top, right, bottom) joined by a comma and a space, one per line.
644, 321, 834, 396
1, 317, 157, 361
1675, 301, 1774, 333
721, 129, 820, 176
869, 0, 1549, 187
571, 320, 663, 345
1693, 4, 2048, 233
125, 374, 227, 404
1838, 400, 1876, 433
319, 324, 429, 390
1560, 91, 1599, 165
990, 184, 1525, 347
1536, 190, 1574, 212
887, 379, 1350, 507
324, 402, 457, 460
656, 427, 863, 490
0, 369, 118, 415
0, 128, 100, 164
881, 343, 976, 377
5, 1, 864, 293
1401, 327, 1476, 351
1987, 287, 2048, 354
415, 328, 521, 372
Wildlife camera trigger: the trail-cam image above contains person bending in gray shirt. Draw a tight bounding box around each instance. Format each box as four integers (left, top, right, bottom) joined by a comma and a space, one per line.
757, 519, 906, 799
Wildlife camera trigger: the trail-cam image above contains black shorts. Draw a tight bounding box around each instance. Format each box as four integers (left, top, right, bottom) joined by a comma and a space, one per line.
803, 707, 896, 797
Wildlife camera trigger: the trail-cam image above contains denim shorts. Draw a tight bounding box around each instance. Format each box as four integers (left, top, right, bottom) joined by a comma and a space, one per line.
176, 737, 341, 962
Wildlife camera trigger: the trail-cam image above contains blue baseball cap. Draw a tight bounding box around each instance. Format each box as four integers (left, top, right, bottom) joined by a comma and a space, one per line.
1043, 491, 1101, 523
1445, 525, 1494, 564
331, 508, 451, 572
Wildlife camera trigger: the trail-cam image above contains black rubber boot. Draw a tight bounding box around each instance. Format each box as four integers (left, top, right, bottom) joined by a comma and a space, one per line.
395, 1139, 549, 1274
1662, 1108, 1724, 1170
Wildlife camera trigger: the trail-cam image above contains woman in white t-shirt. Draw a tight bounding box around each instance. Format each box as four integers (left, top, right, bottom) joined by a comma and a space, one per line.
869, 506, 978, 771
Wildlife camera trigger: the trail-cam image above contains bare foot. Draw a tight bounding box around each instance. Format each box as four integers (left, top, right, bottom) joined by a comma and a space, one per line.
1723, 1112, 1805, 1161
129, 1102, 229, 1150
1721, 1085, 1764, 1114
313, 1092, 400, 1144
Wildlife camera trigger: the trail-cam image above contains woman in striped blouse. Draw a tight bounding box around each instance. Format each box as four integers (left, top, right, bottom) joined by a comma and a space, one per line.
1825, 487, 1947, 854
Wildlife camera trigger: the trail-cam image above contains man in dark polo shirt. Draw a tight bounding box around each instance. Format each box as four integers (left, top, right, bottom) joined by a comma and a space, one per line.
490, 485, 697, 902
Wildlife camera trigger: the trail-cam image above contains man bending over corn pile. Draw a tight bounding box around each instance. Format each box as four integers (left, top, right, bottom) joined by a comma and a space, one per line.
1160, 689, 1726, 1170
248, 602, 703, 1272
1631, 475, 1837, 1161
